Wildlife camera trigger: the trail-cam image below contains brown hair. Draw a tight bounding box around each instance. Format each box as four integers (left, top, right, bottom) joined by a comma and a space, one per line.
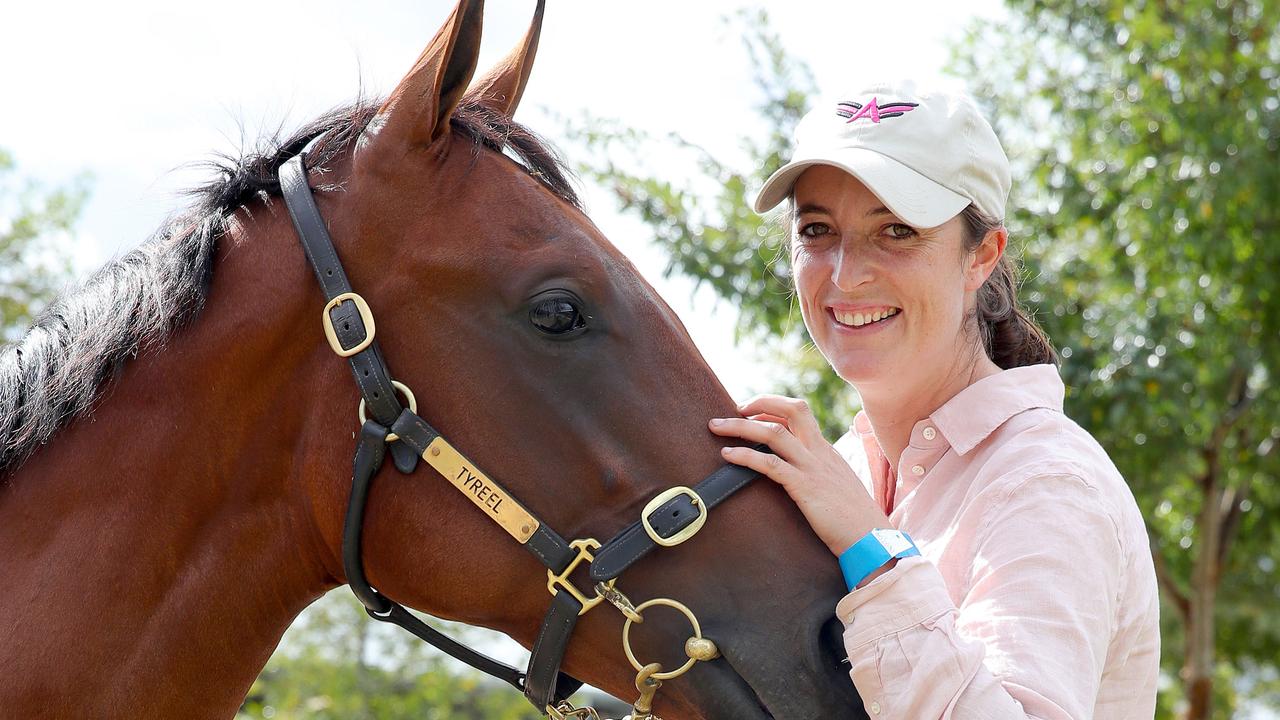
959, 205, 1058, 369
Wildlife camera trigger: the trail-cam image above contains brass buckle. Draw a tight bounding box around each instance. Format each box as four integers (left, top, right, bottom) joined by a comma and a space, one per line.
322, 292, 376, 357
357, 380, 416, 443
641, 486, 707, 548
547, 539, 605, 615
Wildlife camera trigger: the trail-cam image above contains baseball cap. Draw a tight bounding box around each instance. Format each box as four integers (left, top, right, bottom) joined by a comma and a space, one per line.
753, 81, 1011, 228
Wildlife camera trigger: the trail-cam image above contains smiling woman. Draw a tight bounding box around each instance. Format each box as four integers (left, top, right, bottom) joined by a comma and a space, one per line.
710, 80, 1162, 719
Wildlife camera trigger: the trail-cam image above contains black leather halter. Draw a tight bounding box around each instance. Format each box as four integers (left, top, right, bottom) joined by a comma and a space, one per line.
278, 146, 762, 714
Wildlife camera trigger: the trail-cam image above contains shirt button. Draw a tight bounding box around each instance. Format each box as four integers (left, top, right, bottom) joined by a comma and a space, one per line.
922, 426, 937, 440
911, 464, 925, 476
870, 701, 882, 715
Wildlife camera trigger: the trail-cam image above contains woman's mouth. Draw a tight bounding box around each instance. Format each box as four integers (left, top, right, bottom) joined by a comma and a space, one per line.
829, 306, 900, 331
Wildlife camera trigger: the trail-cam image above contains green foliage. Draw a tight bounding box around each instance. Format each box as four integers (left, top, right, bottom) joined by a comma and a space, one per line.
0, 148, 86, 340
562, 10, 859, 435
567, 2, 1279, 717
239, 591, 547, 720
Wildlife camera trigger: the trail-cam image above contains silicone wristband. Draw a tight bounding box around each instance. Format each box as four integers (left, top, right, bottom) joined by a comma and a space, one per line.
838, 529, 920, 591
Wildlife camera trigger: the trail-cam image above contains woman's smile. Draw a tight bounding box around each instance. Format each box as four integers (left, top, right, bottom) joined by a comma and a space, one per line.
827, 305, 901, 333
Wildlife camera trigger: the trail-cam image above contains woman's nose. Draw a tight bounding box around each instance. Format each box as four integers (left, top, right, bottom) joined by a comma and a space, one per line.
831, 241, 874, 292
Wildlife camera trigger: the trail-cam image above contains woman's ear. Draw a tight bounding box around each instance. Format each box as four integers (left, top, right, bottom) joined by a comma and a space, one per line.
965, 226, 1007, 292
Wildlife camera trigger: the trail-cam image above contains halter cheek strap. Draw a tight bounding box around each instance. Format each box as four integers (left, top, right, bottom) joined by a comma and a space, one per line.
278, 146, 764, 716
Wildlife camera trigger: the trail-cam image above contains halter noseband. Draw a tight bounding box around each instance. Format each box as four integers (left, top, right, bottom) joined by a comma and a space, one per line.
278, 145, 762, 718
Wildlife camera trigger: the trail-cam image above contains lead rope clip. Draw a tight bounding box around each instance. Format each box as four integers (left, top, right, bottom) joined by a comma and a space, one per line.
624, 662, 664, 720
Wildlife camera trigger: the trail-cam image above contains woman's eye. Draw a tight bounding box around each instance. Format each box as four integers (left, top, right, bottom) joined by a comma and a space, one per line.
885, 223, 917, 239
530, 297, 586, 335
798, 222, 832, 239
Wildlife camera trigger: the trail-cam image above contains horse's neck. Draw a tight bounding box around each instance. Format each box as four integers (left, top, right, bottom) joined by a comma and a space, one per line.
0, 209, 346, 716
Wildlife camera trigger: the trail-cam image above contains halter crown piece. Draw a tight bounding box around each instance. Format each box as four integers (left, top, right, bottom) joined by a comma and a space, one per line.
278, 141, 765, 718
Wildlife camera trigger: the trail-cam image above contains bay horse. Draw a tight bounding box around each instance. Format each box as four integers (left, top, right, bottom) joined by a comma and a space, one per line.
0, 1, 864, 717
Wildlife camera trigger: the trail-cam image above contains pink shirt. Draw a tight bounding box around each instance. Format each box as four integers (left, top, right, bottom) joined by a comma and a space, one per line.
833, 364, 1159, 719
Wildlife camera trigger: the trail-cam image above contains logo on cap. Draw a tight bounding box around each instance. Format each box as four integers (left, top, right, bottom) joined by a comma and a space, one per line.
836, 97, 919, 124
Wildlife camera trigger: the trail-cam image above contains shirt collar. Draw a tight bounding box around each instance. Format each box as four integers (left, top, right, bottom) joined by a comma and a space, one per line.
928, 363, 1064, 455
849, 363, 1065, 457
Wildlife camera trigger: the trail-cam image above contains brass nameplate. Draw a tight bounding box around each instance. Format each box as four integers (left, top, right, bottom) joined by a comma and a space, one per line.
422, 437, 539, 544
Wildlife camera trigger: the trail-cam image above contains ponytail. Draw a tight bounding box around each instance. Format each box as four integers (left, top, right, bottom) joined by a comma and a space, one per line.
960, 205, 1058, 369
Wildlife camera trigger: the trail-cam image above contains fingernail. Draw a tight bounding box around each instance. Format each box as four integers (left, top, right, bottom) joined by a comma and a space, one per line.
720, 446, 732, 455
709, 418, 724, 426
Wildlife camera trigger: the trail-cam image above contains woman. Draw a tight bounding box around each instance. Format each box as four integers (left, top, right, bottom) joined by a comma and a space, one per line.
709, 82, 1160, 719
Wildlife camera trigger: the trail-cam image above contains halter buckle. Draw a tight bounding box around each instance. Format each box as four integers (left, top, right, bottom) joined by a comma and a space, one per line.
322, 292, 376, 357
641, 486, 707, 548
547, 538, 606, 615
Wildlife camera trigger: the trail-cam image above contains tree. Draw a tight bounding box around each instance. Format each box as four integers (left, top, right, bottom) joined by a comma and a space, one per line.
565, 5, 1279, 718
0, 148, 86, 340
954, 3, 1279, 717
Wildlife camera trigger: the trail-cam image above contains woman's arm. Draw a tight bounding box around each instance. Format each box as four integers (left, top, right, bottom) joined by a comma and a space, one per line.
837, 474, 1124, 719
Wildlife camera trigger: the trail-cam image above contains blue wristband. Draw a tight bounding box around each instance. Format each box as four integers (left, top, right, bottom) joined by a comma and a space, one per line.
838, 529, 920, 591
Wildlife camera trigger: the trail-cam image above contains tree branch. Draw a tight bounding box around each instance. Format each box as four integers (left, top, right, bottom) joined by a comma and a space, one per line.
1147, 522, 1190, 620
1200, 364, 1254, 490
1217, 421, 1271, 569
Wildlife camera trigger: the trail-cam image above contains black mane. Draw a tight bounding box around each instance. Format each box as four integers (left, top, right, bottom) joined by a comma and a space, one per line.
0, 99, 580, 476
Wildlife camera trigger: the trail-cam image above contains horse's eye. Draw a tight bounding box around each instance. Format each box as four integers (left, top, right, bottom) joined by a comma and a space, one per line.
530, 297, 586, 335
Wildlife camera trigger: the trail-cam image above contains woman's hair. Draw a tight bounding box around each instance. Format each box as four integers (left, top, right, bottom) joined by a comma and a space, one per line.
959, 205, 1058, 369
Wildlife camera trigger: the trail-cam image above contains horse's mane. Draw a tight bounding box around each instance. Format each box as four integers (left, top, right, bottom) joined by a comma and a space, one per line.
0, 98, 580, 477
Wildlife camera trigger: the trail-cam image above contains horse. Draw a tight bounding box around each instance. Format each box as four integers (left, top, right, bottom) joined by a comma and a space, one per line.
0, 1, 864, 717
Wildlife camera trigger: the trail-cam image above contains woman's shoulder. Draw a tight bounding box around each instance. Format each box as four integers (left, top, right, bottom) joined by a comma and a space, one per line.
983, 406, 1122, 484
971, 406, 1148, 544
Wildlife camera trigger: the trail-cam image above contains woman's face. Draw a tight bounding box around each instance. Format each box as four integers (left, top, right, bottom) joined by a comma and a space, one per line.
791, 165, 984, 390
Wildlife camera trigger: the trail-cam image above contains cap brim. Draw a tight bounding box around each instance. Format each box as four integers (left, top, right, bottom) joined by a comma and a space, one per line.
752, 148, 970, 228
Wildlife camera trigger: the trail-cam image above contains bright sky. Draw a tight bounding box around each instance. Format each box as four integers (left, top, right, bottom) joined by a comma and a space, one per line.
0, 0, 1004, 683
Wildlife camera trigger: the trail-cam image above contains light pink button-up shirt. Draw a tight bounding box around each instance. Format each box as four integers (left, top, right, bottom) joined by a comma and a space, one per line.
833, 364, 1159, 719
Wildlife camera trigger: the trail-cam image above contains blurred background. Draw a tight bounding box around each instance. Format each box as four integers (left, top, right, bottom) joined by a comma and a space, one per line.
2, 0, 1276, 718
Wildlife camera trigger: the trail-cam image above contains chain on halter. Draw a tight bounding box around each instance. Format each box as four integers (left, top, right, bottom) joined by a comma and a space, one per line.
547, 591, 721, 720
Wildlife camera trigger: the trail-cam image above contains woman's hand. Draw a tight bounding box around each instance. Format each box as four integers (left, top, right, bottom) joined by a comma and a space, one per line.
710, 394, 890, 557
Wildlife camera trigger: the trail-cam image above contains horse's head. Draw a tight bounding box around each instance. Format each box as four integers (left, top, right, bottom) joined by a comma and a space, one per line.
287, 2, 861, 717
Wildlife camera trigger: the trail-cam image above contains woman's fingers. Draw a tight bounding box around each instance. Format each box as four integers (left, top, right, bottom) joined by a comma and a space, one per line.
736, 394, 824, 443
708, 417, 804, 460
718, 445, 799, 488
744, 412, 790, 427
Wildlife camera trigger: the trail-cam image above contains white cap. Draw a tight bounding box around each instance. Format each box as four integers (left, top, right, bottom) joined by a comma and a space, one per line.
753, 81, 1011, 228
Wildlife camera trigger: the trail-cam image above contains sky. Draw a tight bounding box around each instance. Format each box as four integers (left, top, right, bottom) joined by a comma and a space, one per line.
1, 0, 1005, 687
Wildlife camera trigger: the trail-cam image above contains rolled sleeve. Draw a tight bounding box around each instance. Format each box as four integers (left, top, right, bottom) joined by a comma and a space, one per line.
833, 474, 1124, 720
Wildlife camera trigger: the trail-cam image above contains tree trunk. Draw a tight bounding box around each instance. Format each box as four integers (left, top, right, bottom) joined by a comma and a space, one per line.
1181, 367, 1256, 719
1181, 487, 1220, 720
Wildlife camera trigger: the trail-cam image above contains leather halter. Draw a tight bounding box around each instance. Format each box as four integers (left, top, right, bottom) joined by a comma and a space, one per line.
278, 146, 762, 714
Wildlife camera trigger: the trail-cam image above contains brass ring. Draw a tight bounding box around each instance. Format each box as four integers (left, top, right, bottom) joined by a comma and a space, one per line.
358, 380, 417, 442
622, 598, 705, 681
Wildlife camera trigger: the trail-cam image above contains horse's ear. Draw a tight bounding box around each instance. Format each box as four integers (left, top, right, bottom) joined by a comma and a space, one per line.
464, 0, 544, 117
372, 0, 485, 149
